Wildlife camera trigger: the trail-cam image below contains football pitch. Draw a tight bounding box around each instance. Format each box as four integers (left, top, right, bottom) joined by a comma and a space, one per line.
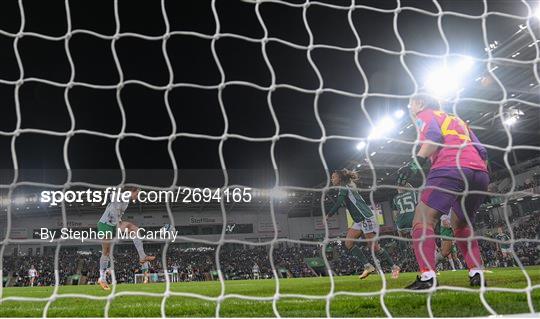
1, 266, 538, 317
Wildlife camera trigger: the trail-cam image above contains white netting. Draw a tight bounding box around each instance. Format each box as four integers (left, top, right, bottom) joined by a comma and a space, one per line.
0, 0, 539, 317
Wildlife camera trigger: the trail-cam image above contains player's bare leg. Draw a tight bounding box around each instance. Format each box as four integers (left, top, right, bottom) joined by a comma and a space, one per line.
438, 240, 456, 271
98, 241, 111, 290
343, 228, 374, 279
119, 221, 155, 264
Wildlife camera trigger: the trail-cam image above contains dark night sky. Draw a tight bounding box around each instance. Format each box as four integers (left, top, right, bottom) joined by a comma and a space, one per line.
0, 0, 537, 188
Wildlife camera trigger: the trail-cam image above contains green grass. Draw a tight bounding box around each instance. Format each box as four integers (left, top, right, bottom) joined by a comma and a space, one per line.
0, 266, 538, 317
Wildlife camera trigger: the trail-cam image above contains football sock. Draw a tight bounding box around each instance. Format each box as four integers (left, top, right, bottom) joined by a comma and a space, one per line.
348, 245, 370, 268
99, 255, 110, 280
375, 247, 395, 268
448, 258, 456, 270
421, 270, 436, 281
412, 226, 436, 274
454, 226, 483, 270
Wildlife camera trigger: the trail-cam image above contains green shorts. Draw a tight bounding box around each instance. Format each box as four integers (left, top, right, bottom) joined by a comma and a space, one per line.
395, 213, 414, 232
97, 222, 116, 239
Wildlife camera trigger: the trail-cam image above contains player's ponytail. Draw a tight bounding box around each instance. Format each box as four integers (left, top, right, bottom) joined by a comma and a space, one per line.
333, 169, 358, 185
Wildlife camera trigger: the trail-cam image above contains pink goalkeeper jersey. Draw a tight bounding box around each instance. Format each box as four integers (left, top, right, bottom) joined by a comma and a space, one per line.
416, 109, 488, 172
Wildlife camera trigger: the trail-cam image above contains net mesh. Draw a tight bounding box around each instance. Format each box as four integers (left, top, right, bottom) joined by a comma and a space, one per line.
0, 0, 539, 317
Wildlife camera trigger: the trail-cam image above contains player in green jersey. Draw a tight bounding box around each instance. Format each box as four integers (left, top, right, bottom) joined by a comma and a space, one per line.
327, 169, 400, 280
495, 226, 513, 267
392, 183, 417, 237
436, 213, 463, 271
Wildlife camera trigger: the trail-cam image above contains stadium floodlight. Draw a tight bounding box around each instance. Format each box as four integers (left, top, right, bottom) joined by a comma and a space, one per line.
271, 189, 288, 199
425, 67, 460, 98
13, 197, 26, 205
368, 117, 396, 140
0, 197, 9, 206
456, 56, 474, 73
425, 56, 475, 98
504, 116, 518, 126
356, 141, 366, 150
394, 109, 405, 119
536, 6, 540, 19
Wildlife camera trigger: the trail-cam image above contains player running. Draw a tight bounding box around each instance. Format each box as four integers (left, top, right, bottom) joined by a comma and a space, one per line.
28, 265, 38, 287
396, 92, 489, 289
327, 169, 401, 280
495, 226, 513, 267
436, 214, 464, 271
96, 187, 155, 290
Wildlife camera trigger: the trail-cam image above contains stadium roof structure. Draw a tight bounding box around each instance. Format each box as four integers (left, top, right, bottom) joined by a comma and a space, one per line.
0, 0, 538, 204
347, 18, 540, 187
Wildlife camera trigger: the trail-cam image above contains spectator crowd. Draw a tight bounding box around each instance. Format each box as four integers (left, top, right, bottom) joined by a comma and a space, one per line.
3, 213, 539, 287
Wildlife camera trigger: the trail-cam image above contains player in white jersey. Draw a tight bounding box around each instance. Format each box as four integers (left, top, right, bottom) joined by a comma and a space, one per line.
28, 265, 38, 287
96, 187, 155, 290
172, 265, 179, 283
252, 263, 260, 280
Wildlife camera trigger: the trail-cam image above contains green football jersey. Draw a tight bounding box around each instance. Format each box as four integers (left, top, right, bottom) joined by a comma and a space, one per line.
440, 226, 454, 238
495, 233, 511, 249
392, 190, 418, 231
327, 186, 373, 223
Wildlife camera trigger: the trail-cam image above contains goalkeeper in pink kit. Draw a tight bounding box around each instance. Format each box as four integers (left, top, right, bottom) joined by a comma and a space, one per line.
396, 93, 489, 289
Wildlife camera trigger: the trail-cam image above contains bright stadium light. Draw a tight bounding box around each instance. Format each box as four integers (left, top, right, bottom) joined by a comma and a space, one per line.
0, 197, 9, 206
394, 109, 405, 119
356, 141, 366, 150
456, 56, 474, 72
504, 109, 524, 126
13, 197, 26, 205
425, 67, 460, 98
271, 189, 288, 199
425, 57, 475, 98
535, 6, 540, 19
368, 117, 395, 140
504, 116, 517, 126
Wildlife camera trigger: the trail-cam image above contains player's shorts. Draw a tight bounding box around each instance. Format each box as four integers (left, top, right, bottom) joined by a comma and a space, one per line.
421, 167, 489, 222
350, 215, 379, 234
97, 222, 116, 239
396, 213, 414, 233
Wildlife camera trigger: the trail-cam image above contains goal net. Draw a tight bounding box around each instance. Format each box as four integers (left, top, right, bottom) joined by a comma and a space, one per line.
134, 272, 177, 284
0, 0, 539, 317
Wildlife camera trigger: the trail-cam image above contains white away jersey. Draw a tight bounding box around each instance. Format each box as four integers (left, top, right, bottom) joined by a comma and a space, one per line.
99, 200, 129, 226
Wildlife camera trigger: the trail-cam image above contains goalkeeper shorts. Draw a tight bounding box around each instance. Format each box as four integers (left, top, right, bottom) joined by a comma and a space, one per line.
421, 168, 489, 223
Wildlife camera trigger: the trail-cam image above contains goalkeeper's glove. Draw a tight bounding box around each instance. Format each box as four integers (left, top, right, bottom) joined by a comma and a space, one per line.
396, 156, 428, 186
